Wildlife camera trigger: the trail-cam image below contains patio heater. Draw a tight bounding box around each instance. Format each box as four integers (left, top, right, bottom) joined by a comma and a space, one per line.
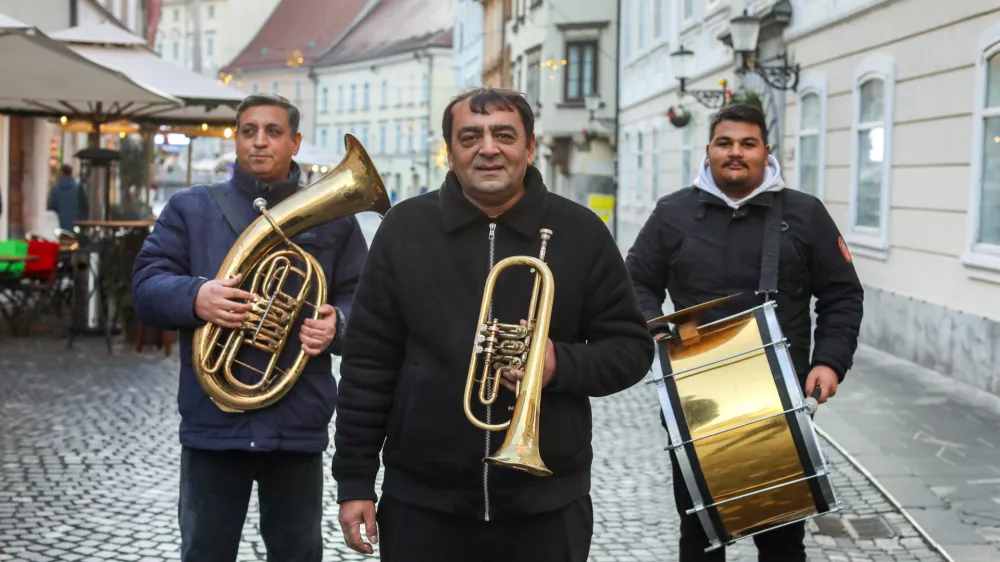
71, 147, 120, 336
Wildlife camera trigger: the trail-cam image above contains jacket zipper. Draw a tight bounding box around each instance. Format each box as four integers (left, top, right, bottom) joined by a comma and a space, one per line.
483, 221, 497, 521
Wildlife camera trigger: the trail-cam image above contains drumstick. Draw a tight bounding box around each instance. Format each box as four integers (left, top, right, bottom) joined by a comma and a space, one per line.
804, 386, 823, 416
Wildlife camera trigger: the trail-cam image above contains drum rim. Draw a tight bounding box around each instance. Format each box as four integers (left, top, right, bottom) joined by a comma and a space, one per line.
652, 341, 725, 550
758, 301, 839, 513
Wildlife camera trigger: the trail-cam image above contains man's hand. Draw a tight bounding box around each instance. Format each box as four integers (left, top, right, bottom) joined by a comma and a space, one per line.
339, 500, 378, 554
194, 273, 255, 328
301, 304, 337, 356
805, 365, 839, 404
500, 320, 557, 392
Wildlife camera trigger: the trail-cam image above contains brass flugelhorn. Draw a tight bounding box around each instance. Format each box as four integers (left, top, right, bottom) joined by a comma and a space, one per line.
463, 228, 555, 476
191, 134, 391, 413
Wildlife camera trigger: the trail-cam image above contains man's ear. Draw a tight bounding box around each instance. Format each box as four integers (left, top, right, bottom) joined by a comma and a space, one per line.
293, 131, 302, 155
527, 134, 536, 166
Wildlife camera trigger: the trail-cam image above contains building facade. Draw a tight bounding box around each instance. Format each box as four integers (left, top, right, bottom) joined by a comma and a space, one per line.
312, 0, 454, 202
504, 0, 619, 209
453, 0, 485, 88
616, 0, 1000, 396
220, 0, 378, 144
153, 0, 280, 79
480, 0, 510, 87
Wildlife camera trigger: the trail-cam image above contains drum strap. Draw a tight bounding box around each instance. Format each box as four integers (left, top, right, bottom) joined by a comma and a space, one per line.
757, 191, 784, 300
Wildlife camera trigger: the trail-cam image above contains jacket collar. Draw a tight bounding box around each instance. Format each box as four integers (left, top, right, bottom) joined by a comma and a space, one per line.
440, 165, 548, 239
697, 189, 777, 208
230, 159, 302, 206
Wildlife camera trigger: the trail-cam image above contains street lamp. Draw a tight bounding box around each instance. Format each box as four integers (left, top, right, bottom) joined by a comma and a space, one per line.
669, 45, 727, 109
729, 8, 800, 91
584, 93, 617, 131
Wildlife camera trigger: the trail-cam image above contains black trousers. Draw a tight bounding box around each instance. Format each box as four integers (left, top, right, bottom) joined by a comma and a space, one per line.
375, 495, 593, 562
670, 451, 806, 561
178, 447, 324, 562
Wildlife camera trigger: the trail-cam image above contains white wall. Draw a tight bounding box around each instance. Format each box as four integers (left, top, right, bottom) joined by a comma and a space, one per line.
313, 47, 456, 201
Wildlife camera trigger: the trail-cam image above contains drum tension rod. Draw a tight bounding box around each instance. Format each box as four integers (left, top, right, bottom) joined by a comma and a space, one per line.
685, 471, 829, 515
665, 399, 811, 452
646, 339, 789, 385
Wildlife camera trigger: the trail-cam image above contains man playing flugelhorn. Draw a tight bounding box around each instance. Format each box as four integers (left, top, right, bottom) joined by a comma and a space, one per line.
332, 87, 654, 561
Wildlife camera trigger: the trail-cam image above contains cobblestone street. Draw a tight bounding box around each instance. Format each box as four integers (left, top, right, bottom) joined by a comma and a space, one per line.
0, 336, 946, 561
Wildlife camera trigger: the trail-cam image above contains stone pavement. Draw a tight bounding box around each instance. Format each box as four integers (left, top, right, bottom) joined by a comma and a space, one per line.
0, 334, 946, 561
818, 344, 1000, 562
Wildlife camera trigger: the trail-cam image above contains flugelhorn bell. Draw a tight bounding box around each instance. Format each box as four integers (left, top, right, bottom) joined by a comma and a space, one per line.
463, 228, 555, 476
191, 134, 391, 413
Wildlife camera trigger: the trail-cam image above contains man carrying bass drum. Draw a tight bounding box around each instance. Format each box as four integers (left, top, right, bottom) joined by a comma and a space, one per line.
132, 93, 369, 562
625, 103, 864, 561
332, 87, 655, 562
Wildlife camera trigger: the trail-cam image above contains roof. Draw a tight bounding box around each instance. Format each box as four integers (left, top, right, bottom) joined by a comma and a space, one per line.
221, 0, 375, 73
314, 0, 453, 67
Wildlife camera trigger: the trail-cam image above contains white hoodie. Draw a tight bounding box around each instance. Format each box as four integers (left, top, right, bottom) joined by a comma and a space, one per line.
692, 154, 786, 209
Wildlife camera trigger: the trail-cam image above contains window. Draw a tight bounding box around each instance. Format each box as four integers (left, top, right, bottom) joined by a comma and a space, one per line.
651, 129, 660, 200
636, 132, 644, 203
622, 0, 631, 61
381, 80, 388, 108
637, 0, 647, 51
271, 81, 279, 94
294, 80, 302, 104
396, 122, 403, 153
682, 0, 693, 20
525, 49, 541, 109
321, 87, 329, 113
795, 74, 827, 199
680, 126, 692, 187
848, 54, 895, 257
966, 23, 1000, 278
320, 128, 328, 149
420, 121, 429, 151
653, 0, 665, 40
337, 85, 344, 112
421, 74, 429, 104
379, 122, 387, 154
350, 84, 357, 111
565, 41, 597, 102
363, 83, 370, 110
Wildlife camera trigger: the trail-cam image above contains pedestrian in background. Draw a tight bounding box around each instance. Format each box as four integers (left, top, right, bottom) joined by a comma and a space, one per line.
47, 164, 87, 230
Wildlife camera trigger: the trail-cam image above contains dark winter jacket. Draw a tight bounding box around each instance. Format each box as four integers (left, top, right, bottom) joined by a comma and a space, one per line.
332, 166, 655, 521
48, 175, 87, 230
131, 161, 369, 453
625, 186, 864, 385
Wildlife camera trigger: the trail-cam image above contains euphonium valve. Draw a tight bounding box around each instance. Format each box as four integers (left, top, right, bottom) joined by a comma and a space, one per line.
191, 134, 391, 413
463, 228, 555, 477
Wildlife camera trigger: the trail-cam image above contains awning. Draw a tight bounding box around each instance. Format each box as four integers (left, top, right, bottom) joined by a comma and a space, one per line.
48, 22, 246, 126
0, 12, 181, 117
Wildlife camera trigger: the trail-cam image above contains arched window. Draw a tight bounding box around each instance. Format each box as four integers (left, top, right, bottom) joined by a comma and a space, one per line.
848, 54, 896, 258
795, 74, 827, 199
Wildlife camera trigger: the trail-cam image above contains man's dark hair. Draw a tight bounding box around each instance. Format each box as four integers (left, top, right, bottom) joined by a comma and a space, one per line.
235, 93, 300, 136
441, 87, 535, 150
709, 103, 768, 144
60, 164, 73, 176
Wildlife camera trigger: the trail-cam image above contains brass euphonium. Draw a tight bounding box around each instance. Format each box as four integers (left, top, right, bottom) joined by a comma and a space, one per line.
463, 228, 555, 476
192, 134, 391, 413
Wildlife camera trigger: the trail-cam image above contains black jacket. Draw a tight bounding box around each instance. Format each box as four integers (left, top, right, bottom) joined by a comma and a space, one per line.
332, 166, 654, 520
626, 187, 863, 384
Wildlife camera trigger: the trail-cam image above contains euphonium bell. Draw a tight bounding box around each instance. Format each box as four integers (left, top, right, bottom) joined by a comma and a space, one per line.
463, 229, 555, 477
191, 134, 391, 413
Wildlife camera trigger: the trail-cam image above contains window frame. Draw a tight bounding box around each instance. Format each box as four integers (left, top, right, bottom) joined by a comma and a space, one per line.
564, 40, 599, 103
847, 53, 896, 260
794, 74, 828, 201
963, 21, 1000, 282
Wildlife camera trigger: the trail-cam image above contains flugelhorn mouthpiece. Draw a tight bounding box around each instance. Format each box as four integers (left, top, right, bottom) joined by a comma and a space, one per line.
254, 198, 267, 212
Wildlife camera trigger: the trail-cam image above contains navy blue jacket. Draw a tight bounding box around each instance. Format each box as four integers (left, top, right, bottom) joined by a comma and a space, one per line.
131, 162, 369, 453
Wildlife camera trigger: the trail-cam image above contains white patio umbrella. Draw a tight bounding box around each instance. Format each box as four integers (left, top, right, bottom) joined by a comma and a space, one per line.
48, 22, 246, 126
0, 12, 181, 116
